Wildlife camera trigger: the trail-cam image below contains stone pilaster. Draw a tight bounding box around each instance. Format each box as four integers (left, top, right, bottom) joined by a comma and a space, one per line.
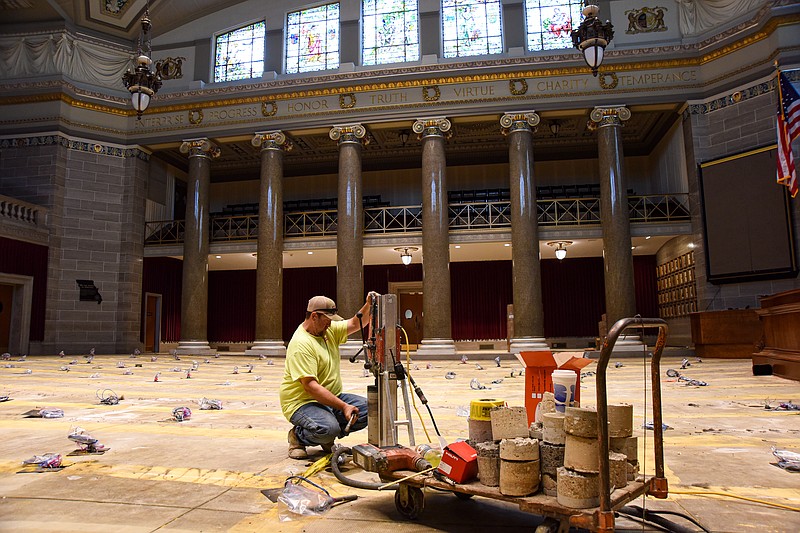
176, 138, 219, 356
501, 111, 548, 353
590, 106, 640, 351
246, 131, 291, 356
413, 117, 456, 355
330, 124, 367, 356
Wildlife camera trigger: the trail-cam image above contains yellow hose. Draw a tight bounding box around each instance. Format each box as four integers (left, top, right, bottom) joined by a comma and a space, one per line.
400, 325, 433, 443
670, 489, 800, 512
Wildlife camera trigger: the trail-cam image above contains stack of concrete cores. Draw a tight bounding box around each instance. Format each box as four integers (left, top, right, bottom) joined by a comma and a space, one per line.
499, 437, 540, 496
607, 403, 638, 480
475, 441, 500, 487
558, 407, 601, 508
540, 411, 566, 496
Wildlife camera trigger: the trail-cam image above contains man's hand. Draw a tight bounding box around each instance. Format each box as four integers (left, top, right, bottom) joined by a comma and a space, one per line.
342, 403, 359, 423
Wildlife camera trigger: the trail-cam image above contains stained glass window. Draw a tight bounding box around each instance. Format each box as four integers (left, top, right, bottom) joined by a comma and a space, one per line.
441, 0, 503, 59
214, 21, 266, 82
362, 0, 419, 66
286, 3, 340, 74
525, 0, 583, 51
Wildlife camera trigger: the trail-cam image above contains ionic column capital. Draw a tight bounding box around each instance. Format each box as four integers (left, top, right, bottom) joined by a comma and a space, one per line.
590, 105, 631, 128
500, 111, 540, 135
252, 131, 293, 152
179, 138, 220, 159
412, 117, 452, 138
329, 124, 368, 145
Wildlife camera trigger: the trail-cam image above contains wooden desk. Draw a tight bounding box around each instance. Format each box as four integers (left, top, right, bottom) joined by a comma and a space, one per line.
689, 310, 762, 359
753, 288, 800, 381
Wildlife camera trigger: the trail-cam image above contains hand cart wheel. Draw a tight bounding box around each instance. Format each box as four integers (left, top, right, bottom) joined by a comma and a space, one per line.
395, 483, 424, 519
534, 517, 563, 533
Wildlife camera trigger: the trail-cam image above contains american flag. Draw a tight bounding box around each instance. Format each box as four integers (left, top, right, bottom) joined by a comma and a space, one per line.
777, 71, 799, 198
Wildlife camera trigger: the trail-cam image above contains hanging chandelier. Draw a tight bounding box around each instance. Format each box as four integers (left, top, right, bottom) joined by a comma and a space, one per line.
122, 3, 162, 119
571, 2, 615, 77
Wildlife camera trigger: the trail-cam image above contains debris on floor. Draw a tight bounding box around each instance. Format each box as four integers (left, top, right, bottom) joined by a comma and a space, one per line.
199, 397, 223, 410
97, 389, 121, 405
643, 421, 671, 431
764, 400, 800, 411
666, 368, 708, 386
772, 447, 800, 472
22, 453, 63, 470
172, 406, 192, 421
68, 427, 109, 454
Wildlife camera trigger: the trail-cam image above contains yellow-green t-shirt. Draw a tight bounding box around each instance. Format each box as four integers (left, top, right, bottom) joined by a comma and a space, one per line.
279, 320, 348, 420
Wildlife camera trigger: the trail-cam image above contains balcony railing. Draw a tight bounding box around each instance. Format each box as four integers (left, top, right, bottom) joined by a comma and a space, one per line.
144, 194, 689, 245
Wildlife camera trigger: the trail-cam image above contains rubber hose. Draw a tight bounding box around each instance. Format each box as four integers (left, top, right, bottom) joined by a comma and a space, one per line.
618, 505, 697, 533
331, 446, 396, 491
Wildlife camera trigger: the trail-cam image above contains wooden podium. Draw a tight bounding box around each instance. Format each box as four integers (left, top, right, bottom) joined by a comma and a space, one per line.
689, 309, 762, 359
753, 288, 800, 381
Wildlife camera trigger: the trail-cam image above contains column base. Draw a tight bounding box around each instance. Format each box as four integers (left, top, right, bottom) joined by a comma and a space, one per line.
245, 341, 286, 357
176, 341, 217, 356
339, 339, 366, 359
415, 339, 457, 356
610, 335, 647, 357
509, 337, 549, 354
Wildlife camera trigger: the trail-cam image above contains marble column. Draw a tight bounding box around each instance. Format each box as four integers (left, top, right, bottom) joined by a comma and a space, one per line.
176, 138, 219, 356
330, 124, 367, 356
591, 106, 640, 350
501, 112, 549, 353
246, 131, 291, 357
414, 117, 456, 355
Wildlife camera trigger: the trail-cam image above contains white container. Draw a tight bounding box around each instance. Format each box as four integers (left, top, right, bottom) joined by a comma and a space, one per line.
551, 369, 577, 413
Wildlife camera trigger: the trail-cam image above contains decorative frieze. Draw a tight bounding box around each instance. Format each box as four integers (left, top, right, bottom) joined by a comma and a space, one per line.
0, 133, 149, 160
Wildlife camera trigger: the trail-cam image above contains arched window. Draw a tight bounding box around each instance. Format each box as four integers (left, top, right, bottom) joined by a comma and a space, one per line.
442, 0, 503, 59
362, 0, 420, 65
214, 21, 265, 82
525, 0, 582, 51
286, 3, 340, 73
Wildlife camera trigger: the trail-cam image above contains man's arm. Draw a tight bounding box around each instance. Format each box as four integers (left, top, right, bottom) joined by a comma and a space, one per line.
299, 376, 359, 421
344, 291, 379, 336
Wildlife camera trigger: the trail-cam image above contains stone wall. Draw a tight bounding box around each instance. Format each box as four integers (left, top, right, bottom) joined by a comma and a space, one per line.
687, 87, 800, 313
0, 135, 148, 354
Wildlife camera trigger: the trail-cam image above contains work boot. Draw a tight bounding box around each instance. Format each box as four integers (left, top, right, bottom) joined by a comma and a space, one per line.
288, 428, 308, 459
321, 441, 335, 454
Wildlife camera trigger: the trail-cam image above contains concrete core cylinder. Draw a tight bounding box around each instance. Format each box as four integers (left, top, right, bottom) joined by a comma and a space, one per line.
608, 403, 634, 437
491, 406, 529, 440
557, 466, 600, 508
476, 441, 500, 487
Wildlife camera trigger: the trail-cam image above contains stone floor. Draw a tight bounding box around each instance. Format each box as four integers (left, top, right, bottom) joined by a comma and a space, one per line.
0, 352, 798, 532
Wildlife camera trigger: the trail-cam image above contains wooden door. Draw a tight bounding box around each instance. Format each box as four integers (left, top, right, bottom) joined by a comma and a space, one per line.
398, 292, 424, 347
145, 294, 160, 352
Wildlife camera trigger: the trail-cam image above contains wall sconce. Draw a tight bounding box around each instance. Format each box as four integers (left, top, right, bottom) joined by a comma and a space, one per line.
399, 130, 410, 146
549, 120, 561, 137
394, 246, 418, 265
122, 2, 162, 119
571, 2, 615, 77
547, 241, 573, 261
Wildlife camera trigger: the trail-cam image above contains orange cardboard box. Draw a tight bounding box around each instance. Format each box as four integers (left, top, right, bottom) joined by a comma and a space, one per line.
515, 351, 594, 424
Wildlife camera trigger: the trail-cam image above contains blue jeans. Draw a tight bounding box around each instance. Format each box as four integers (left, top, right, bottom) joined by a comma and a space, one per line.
289, 393, 368, 446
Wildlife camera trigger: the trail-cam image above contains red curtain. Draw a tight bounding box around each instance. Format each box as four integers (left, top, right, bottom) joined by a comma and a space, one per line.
208, 270, 256, 342
451, 261, 513, 340
143, 256, 659, 344
142, 257, 182, 342
0, 236, 47, 341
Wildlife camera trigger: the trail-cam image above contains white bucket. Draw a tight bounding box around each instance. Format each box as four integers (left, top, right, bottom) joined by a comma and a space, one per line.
551, 369, 577, 413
